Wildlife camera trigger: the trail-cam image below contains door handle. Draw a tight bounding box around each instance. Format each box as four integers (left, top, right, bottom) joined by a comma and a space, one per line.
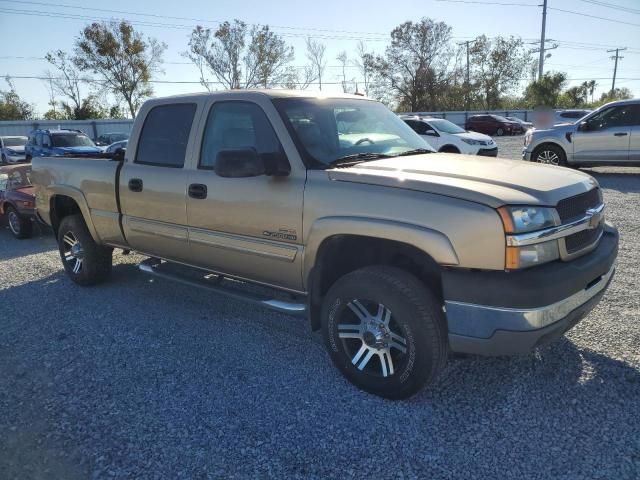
188, 183, 207, 200
128, 178, 143, 192
614, 132, 628, 137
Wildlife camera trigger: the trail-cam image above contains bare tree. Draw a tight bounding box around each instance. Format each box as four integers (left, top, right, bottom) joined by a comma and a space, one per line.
74, 20, 166, 117
45, 50, 85, 114
305, 38, 326, 90
352, 41, 373, 96
186, 21, 295, 90
336, 51, 349, 93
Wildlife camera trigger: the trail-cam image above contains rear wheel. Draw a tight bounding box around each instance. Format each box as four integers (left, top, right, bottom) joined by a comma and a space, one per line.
321, 266, 448, 399
532, 144, 567, 167
57, 214, 112, 286
6, 206, 32, 239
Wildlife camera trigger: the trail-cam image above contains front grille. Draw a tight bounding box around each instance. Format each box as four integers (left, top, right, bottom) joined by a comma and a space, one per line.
556, 188, 601, 223
477, 147, 498, 157
565, 223, 603, 254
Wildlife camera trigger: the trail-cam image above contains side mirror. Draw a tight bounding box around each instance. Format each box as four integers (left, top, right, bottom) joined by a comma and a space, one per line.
215, 149, 266, 178
425, 129, 438, 137
578, 121, 590, 132
112, 147, 126, 162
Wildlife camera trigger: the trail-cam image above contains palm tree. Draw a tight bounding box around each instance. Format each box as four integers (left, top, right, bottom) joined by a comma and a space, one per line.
582, 80, 597, 104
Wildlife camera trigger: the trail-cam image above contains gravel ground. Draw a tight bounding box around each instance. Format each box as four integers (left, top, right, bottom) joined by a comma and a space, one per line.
1, 150, 639, 479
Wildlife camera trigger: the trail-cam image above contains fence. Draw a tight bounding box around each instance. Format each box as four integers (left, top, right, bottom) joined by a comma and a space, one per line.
0, 119, 134, 139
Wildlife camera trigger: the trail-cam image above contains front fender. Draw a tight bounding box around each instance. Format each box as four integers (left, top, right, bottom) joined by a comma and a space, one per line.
303, 216, 459, 289
47, 185, 101, 242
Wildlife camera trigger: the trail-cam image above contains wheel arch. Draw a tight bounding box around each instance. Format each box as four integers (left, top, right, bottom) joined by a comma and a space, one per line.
438, 144, 460, 154
304, 217, 459, 331
531, 141, 567, 161
48, 186, 100, 242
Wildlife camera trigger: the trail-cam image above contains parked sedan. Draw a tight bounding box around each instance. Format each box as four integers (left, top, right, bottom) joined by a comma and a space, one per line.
95, 132, 129, 147
105, 139, 128, 153
465, 114, 522, 136
1, 136, 28, 164
0, 164, 35, 238
402, 116, 498, 156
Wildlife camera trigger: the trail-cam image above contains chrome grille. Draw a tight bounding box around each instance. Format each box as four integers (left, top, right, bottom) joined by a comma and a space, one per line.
556, 188, 601, 223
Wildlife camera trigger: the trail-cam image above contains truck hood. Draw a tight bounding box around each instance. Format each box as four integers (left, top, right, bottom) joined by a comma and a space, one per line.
532, 123, 577, 135
328, 153, 597, 208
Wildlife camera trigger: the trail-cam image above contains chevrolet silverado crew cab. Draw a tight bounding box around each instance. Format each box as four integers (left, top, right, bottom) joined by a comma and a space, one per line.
523, 99, 640, 167
32, 91, 618, 399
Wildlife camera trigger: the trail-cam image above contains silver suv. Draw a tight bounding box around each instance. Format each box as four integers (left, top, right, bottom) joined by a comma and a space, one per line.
523, 99, 640, 167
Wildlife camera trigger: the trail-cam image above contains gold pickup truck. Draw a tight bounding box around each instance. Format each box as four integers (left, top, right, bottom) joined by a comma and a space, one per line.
32, 91, 618, 399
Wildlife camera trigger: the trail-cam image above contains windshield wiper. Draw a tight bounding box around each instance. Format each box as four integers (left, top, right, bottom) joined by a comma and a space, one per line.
327, 152, 393, 168
392, 148, 433, 157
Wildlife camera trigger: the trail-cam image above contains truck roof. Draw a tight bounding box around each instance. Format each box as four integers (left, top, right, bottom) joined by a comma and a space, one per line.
147, 89, 372, 103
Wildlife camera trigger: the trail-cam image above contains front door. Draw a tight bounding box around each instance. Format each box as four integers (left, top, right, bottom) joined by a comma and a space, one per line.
186, 99, 305, 291
119, 102, 199, 263
573, 105, 634, 162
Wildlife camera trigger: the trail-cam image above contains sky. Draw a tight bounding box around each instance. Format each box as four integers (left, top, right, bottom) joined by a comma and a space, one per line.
1, 0, 639, 115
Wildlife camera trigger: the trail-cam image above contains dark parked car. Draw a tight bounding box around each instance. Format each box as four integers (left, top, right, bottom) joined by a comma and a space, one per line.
0, 164, 35, 238
25, 129, 102, 161
465, 114, 523, 136
95, 132, 129, 147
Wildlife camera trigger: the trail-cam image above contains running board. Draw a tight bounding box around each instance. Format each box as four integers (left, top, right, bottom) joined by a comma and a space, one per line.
138, 258, 307, 317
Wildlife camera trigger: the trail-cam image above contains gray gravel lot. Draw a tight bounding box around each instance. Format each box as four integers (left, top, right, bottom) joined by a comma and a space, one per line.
1, 141, 639, 479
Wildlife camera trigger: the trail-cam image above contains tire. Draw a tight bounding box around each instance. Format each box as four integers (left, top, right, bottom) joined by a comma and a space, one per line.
439, 146, 460, 154
321, 266, 448, 399
532, 144, 567, 167
6, 206, 32, 239
25, 155, 32, 163
496, 127, 504, 136
1, 154, 6, 165
57, 214, 112, 286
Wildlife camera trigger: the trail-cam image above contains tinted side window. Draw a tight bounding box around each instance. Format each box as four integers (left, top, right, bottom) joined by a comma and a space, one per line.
136, 103, 197, 167
199, 101, 284, 170
588, 105, 636, 130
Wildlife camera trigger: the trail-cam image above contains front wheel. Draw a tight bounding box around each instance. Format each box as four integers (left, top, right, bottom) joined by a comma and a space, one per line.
532, 144, 567, 167
321, 266, 448, 399
496, 127, 504, 136
6, 206, 32, 239
57, 214, 112, 286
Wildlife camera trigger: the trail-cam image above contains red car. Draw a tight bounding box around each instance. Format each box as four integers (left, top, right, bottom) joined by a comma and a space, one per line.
0, 164, 36, 238
464, 114, 523, 136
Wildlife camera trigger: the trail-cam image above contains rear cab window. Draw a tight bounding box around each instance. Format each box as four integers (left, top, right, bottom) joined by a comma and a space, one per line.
135, 103, 197, 168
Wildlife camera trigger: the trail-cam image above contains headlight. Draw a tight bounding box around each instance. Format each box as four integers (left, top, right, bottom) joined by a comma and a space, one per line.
524, 132, 532, 147
6, 149, 16, 155
461, 138, 482, 145
498, 206, 557, 234
506, 240, 560, 269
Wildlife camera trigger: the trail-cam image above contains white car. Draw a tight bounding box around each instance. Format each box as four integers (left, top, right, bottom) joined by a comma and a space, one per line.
401, 116, 498, 156
1, 136, 28, 164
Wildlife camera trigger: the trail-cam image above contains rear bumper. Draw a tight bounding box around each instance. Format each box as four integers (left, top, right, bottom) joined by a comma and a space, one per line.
477, 147, 498, 157
443, 225, 618, 356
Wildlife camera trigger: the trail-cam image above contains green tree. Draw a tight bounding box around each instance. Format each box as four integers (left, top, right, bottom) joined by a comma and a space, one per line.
559, 84, 589, 108
368, 18, 453, 111
469, 35, 531, 109
0, 77, 34, 120
524, 72, 567, 107
45, 50, 85, 117
74, 20, 166, 117
595, 87, 633, 106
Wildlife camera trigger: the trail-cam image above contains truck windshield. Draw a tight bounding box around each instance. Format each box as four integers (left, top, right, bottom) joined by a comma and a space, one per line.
3, 137, 27, 147
273, 97, 433, 167
51, 133, 95, 148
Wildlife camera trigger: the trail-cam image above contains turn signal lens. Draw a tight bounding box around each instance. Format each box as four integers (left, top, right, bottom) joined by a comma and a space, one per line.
505, 240, 560, 269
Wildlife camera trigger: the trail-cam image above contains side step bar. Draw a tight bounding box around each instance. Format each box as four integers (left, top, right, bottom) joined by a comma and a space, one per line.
138, 258, 307, 317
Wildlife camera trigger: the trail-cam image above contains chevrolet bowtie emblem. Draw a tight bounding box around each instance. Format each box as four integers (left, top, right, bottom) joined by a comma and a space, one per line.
586, 207, 603, 229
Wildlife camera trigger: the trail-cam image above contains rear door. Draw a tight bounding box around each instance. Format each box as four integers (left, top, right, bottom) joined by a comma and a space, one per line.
185, 98, 306, 291
573, 105, 633, 163
627, 105, 640, 162
119, 102, 199, 263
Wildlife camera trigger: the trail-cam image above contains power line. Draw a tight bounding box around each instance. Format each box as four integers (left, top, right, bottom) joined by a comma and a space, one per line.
578, 0, 640, 15
548, 7, 640, 27
0, 0, 389, 38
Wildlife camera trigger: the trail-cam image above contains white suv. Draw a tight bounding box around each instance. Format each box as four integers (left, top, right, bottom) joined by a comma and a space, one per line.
402, 116, 498, 156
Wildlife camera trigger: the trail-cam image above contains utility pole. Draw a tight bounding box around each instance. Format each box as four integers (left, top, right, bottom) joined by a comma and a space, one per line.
538, 0, 548, 80
607, 48, 626, 93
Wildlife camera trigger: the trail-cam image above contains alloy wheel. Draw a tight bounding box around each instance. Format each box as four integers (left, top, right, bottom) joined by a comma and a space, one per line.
536, 150, 560, 165
8, 211, 21, 235
62, 231, 84, 274
337, 299, 408, 378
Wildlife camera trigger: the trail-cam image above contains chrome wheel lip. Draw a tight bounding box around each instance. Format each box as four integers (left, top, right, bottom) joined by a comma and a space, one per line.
8, 210, 21, 235
62, 231, 84, 274
337, 299, 408, 378
536, 150, 560, 165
